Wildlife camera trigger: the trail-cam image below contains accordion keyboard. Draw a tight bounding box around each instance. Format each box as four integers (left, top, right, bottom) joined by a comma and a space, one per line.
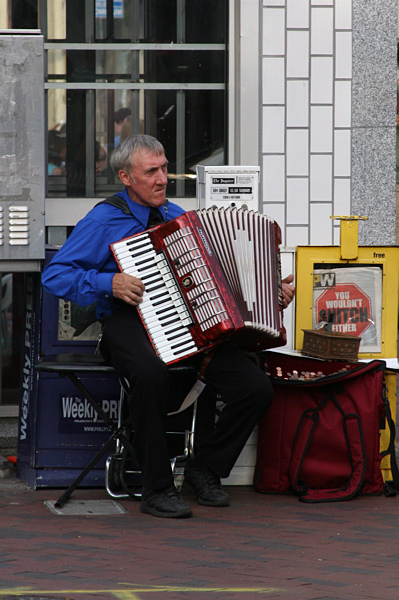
112, 232, 198, 363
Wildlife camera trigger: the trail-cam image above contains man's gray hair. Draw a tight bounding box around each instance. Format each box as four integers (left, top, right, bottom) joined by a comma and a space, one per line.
110, 134, 165, 175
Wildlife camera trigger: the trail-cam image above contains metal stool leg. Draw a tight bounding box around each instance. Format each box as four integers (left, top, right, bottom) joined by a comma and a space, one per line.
104, 385, 199, 498
105, 368, 203, 499
170, 398, 198, 490
105, 382, 142, 499
55, 373, 136, 508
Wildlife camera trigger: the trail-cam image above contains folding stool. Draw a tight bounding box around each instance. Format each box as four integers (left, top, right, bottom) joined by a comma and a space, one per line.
35, 354, 200, 507
105, 366, 202, 499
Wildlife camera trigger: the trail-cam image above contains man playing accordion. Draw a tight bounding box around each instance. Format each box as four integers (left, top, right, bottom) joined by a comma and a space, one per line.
42, 134, 295, 519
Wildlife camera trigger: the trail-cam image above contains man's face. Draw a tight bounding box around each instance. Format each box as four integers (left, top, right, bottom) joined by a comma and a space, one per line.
126, 150, 169, 208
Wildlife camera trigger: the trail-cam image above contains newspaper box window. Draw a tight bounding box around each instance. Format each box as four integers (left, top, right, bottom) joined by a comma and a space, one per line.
312, 266, 383, 354
57, 299, 101, 342
295, 216, 399, 361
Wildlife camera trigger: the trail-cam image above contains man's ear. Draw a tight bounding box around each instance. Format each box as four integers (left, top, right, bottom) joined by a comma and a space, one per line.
118, 169, 136, 187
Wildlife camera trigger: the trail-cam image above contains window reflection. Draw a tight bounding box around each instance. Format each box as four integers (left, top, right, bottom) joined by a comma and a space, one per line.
48, 128, 66, 176
47, 0, 66, 40
47, 88, 225, 198
1, 273, 24, 406
45, 0, 226, 198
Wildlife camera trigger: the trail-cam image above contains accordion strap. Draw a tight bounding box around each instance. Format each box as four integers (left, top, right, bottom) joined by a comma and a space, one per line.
198, 349, 217, 382
95, 195, 133, 215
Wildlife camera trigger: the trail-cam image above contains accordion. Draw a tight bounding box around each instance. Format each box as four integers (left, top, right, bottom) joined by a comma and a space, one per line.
110, 208, 286, 365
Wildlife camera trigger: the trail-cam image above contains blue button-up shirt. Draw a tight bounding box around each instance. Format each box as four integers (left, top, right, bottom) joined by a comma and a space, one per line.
41, 188, 185, 319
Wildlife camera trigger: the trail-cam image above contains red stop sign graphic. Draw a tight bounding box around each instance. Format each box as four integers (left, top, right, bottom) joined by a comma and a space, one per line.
316, 283, 372, 337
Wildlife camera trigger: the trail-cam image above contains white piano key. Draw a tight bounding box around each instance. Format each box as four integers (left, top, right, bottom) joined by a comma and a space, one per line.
164, 277, 178, 288
143, 313, 182, 331
140, 269, 164, 282
144, 270, 173, 282
141, 308, 191, 331
148, 316, 190, 336
145, 289, 170, 302
113, 233, 149, 249
142, 309, 191, 332
142, 295, 185, 313
146, 320, 188, 336
135, 255, 160, 269
158, 340, 197, 360
148, 303, 189, 320
118, 250, 156, 268
140, 307, 180, 328
140, 290, 182, 310
118, 234, 151, 248
142, 276, 163, 289
114, 240, 155, 258
144, 281, 167, 295
120, 266, 141, 277
119, 252, 157, 271
145, 277, 177, 294
141, 302, 188, 325
153, 332, 193, 351
159, 342, 198, 363
140, 298, 173, 314
135, 263, 168, 278
114, 241, 153, 260
145, 286, 181, 303
140, 288, 177, 311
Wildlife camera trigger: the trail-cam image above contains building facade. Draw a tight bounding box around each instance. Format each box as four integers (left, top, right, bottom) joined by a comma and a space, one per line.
0, 1, 397, 482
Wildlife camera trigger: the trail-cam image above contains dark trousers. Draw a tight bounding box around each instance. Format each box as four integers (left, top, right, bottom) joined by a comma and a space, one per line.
100, 304, 274, 491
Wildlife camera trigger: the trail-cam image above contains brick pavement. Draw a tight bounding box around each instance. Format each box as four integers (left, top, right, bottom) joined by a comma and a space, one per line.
0, 472, 398, 600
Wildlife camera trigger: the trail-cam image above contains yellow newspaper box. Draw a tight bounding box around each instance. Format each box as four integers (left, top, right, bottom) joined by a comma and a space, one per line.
295, 216, 399, 482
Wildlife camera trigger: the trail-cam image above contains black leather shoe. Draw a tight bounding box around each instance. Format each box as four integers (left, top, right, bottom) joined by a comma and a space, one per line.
140, 485, 193, 518
184, 460, 230, 507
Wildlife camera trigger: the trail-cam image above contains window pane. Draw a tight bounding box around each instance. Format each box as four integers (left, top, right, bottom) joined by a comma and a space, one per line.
93, 0, 226, 44
45, 0, 227, 199
47, 87, 225, 199
143, 0, 226, 44
47, 49, 225, 84
47, 0, 66, 40
1, 273, 23, 406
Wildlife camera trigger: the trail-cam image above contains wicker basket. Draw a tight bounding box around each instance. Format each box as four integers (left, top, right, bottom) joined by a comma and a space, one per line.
301, 329, 361, 362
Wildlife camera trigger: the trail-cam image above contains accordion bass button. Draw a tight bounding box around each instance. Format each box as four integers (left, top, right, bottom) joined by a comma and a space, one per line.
182, 276, 193, 288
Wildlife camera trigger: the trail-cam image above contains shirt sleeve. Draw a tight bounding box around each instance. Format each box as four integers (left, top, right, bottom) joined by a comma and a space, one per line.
41, 216, 115, 306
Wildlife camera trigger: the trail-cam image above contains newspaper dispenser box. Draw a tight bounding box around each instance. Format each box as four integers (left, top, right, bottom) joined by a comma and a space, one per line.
17, 248, 121, 489
294, 216, 399, 482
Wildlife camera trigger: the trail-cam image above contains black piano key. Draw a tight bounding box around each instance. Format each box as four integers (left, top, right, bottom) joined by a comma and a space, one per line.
159, 312, 179, 323
170, 338, 195, 350
141, 270, 161, 281
136, 256, 157, 267
145, 283, 166, 293
171, 343, 197, 356
166, 330, 190, 342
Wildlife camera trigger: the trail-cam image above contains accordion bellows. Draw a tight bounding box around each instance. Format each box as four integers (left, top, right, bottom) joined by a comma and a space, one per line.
111, 207, 286, 364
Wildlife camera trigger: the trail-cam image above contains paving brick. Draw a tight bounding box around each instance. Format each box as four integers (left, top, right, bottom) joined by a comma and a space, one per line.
0, 480, 399, 599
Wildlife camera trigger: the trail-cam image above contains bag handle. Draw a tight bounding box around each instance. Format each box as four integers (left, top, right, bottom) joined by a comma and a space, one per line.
380, 380, 399, 494
288, 393, 367, 503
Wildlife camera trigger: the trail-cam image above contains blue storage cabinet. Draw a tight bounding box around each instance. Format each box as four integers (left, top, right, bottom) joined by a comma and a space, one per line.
17, 248, 121, 489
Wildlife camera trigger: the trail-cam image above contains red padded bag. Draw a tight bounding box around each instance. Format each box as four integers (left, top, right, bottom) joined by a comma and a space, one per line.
254, 355, 387, 502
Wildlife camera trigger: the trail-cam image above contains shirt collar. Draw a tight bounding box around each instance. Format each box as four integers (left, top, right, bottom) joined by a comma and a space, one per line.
117, 188, 167, 227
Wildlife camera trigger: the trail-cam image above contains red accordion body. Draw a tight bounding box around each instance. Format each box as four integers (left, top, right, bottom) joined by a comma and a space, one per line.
111, 208, 286, 364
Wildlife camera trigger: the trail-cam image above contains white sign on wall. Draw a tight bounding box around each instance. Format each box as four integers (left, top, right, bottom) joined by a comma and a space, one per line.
196, 165, 260, 211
